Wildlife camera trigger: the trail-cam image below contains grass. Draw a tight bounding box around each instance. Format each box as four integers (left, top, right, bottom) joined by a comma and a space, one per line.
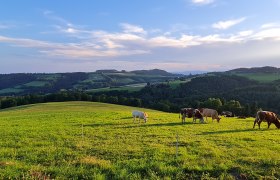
23, 81, 50, 87
0, 88, 23, 94
166, 79, 191, 88
87, 83, 146, 93
0, 102, 279, 179
234, 73, 280, 83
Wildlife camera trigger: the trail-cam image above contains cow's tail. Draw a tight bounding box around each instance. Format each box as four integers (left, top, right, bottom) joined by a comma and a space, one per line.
179, 113, 181, 119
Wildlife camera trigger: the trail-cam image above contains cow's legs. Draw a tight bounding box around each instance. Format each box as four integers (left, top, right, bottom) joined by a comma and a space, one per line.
182, 115, 186, 124
268, 122, 271, 128
258, 121, 262, 129
253, 119, 258, 128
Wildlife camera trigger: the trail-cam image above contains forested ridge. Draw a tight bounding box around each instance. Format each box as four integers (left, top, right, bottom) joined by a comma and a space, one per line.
2, 67, 280, 116
0, 69, 179, 95
2, 73, 280, 116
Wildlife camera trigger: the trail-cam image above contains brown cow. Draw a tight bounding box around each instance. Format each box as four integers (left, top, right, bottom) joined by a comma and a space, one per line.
193, 109, 205, 123
200, 108, 221, 123
179, 108, 194, 124
253, 111, 280, 129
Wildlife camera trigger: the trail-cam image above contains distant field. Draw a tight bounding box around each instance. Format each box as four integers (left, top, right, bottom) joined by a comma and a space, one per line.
88, 80, 191, 93
87, 83, 146, 93
23, 81, 50, 87
167, 79, 190, 88
0, 102, 279, 179
233, 73, 280, 83
0, 88, 23, 94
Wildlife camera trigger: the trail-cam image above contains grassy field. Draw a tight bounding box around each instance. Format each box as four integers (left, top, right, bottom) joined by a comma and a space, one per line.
23, 81, 50, 87
233, 73, 280, 83
87, 83, 146, 93
0, 102, 279, 179
0, 88, 24, 94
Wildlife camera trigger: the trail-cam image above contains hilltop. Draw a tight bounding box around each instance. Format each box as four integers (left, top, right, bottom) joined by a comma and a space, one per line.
223, 66, 280, 83
227, 66, 280, 74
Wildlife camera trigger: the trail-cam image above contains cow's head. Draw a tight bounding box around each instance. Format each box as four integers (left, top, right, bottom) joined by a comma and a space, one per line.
144, 112, 148, 122
217, 117, 221, 123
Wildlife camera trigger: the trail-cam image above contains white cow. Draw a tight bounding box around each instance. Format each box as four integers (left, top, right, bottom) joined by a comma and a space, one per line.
132, 110, 148, 123
201, 108, 221, 123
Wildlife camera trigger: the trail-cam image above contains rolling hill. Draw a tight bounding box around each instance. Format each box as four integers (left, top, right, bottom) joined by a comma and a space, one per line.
0, 69, 181, 96
0, 101, 279, 179
224, 66, 280, 83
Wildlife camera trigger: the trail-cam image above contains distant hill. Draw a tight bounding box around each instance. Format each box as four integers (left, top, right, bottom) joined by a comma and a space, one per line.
0, 69, 182, 96
227, 66, 280, 74
130, 69, 175, 76
174, 70, 208, 75
221, 66, 280, 83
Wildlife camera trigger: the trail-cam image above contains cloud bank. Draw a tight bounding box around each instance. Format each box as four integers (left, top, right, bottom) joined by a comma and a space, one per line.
1, 17, 280, 72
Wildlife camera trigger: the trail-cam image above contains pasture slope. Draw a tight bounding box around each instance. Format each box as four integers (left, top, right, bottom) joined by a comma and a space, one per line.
0, 102, 279, 179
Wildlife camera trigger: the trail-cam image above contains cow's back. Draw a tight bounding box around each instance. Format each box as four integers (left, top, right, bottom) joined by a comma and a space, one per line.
202, 108, 216, 116
132, 110, 141, 117
258, 111, 277, 122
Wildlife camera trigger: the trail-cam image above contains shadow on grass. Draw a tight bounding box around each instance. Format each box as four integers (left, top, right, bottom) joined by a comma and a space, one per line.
201, 128, 259, 135
120, 117, 132, 120
76, 120, 208, 128
79, 122, 131, 128
123, 121, 199, 128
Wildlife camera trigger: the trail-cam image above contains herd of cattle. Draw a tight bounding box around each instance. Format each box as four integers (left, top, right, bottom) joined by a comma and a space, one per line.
132, 108, 280, 129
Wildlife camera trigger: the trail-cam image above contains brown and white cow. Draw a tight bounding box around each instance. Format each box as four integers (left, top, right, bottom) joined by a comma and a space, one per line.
253, 110, 280, 129
193, 109, 205, 123
179, 108, 194, 124
200, 108, 221, 123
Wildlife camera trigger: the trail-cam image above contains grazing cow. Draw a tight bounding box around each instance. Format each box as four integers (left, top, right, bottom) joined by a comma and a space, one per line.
221, 111, 234, 117
179, 108, 194, 124
253, 111, 280, 129
132, 110, 148, 123
201, 108, 221, 123
193, 109, 205, 123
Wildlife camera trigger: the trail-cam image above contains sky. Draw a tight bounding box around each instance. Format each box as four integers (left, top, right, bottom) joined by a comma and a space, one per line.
1, 0, 280, 73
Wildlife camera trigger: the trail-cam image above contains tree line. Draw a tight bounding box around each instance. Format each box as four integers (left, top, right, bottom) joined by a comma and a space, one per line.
2, 74, 280, 117
0, 91, 258, 117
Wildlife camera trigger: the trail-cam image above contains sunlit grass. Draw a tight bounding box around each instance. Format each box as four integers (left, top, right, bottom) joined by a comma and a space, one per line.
235, 73, 280, 83
0, 102, 279, 179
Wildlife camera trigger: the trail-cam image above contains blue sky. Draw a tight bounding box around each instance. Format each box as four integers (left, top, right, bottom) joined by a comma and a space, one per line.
1, 0, 280, 73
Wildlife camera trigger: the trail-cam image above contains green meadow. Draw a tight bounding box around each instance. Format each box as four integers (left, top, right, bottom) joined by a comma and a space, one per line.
234, 73, 280, 83
0, 102, 279, 179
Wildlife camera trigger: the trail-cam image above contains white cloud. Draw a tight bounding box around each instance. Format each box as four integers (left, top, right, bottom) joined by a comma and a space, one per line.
253, 28, 280, 40
191, 0, 215, 5
44, 10, 71, 26
120, 23, 146, 34
261, 22, 280, 29
212, 17, 246, 30
2, 20, 280, 72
